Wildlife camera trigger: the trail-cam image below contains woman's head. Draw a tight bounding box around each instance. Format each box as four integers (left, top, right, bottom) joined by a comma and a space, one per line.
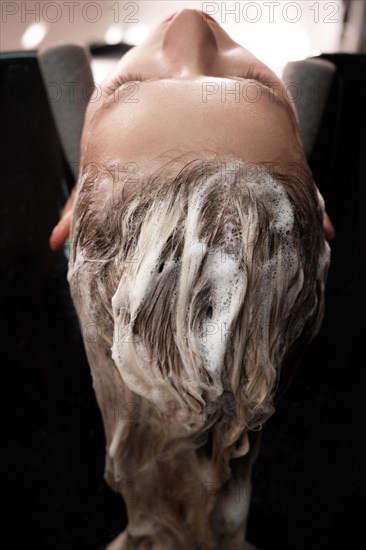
63, 9, 332, 548
81, 9, 306, 171
50, 8, 334, 251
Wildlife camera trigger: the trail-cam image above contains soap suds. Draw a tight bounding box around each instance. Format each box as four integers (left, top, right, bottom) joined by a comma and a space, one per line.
67, 158, 330, 550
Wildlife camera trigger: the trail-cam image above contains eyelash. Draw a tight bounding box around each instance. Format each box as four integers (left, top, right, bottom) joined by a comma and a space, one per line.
240, 67, 268, 84
112, 69, 268, 88
111, 72, 145, 88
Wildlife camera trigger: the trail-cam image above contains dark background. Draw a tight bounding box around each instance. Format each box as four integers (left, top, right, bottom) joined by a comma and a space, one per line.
1, 51, 365, 549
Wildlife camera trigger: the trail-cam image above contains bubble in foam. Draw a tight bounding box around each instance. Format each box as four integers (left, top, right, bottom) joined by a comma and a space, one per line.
220, 160, 296, 236
197, 249, 247, 380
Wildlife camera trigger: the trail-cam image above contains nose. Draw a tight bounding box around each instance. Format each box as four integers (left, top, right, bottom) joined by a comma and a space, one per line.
162, 9, 218, 76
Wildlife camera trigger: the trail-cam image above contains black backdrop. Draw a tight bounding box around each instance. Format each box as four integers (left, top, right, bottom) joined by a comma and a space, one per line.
1, 51, 365, 549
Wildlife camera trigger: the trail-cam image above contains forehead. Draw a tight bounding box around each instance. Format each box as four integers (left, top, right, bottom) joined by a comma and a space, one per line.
81, 77, 302, 167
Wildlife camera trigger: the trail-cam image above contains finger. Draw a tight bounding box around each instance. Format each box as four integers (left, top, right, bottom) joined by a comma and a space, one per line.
323, 211, 335, 242
49, 210, 72, 251
61, 186, 76, 217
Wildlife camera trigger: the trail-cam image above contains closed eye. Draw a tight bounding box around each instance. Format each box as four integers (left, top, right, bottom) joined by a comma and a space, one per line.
228, 66, 271, 84
223, 68, 274, 87
111, 69, 273, 89
108, 70, 292, 117
109, 72, 145, 89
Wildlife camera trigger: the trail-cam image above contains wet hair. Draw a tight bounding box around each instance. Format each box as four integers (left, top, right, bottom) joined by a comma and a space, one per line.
68, 155, 330, 549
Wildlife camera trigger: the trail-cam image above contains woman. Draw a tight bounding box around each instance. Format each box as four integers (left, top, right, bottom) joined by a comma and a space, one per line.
50, 9, 334, 550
